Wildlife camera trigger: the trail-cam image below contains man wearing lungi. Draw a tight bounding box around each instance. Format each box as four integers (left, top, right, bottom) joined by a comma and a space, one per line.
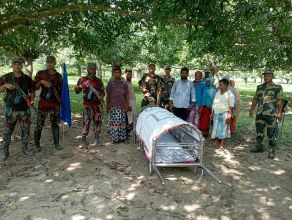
125, 69, 136, 138
211, 78, 235, 151
249, 68, 283, 159
188, 70, 204, 128
106, 66, 130, 143
75, 63, 105, 148
138, 64, 163, 107
169, 67, 196, 121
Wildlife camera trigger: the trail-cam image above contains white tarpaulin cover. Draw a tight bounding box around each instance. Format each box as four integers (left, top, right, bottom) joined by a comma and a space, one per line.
135, 107, 202, 159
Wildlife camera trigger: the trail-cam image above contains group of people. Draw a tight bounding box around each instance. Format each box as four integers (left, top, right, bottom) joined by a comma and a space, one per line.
137, 64, 283, 159
0, 56, 62, 161
138, 64, 240, 151
0, 57, 284, 161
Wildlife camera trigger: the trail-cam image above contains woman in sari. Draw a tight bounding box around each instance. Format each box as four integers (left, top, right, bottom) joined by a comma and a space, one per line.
199, 78, 216, 137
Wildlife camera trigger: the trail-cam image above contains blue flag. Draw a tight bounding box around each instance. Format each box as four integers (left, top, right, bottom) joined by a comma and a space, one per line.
59, 63, 71, 127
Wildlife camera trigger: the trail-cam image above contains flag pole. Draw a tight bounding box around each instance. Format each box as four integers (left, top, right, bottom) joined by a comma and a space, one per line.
63, 122, 65, 147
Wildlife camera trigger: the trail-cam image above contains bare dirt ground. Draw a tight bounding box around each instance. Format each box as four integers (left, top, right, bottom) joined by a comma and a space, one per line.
0, 114, 291, 220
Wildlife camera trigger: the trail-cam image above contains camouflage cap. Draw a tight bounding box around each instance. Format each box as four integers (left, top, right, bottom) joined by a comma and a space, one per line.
87, 62, 97, 68
148, 63, 156, 68
46, 55, 56, 63
263, 68, 274, 75
11, 56, 25, 64
203, 67, 210, 73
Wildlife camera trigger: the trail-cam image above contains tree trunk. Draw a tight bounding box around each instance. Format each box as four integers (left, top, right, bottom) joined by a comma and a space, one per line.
77, 64, 81, 76
25, 59, 33, 77
244, 77, 248, 84
97, 60, 102, 80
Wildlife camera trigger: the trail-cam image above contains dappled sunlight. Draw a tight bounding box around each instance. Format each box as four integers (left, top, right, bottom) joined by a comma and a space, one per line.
66, 162, 82, 171
191, 185, 201, 191
248, 166, 261, 171
106, 215, 114, 219
160, 204, 177, 211
258, 196, 275, 206
19, 196, 30, 202
184, 204, 201, 212
219, 165, 244, 176
71, 214, 86, 220
44, 179, 54, 183
75, 135, 82, 139
272, 169, 285, 175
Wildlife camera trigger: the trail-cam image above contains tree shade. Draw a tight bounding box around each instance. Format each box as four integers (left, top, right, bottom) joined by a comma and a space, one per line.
0, 0, 291, 71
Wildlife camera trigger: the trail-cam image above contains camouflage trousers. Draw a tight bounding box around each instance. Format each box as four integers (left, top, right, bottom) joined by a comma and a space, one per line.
35, 105, 59, 132
82, 105, 102, 137
1, 106, 31, 149
255, 113, 277, 147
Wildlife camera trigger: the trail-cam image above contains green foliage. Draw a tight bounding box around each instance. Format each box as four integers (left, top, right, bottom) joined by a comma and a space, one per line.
0, 0, 291, 72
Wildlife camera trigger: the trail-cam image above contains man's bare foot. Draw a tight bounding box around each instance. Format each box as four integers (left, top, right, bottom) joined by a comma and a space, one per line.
219, 146, 225, 151
214, 139, 220, 146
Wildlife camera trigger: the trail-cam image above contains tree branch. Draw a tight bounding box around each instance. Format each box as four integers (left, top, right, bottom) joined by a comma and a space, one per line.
0, 3, 198, 33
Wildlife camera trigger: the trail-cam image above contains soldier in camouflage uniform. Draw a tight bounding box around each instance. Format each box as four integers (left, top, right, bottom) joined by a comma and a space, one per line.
0, 57, 35, 161
160, 66, 175, 111
34, 56, 63, 152
249, 68, 283, 159
75, 63, 105, 148
138, 64, 163, 107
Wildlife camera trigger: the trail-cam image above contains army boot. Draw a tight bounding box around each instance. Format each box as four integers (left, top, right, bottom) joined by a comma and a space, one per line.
250, 143, 264, 153
52, 128, 63, 151
80, 136, 88, 149
0, 146, 9, 161
21, 145, 33, 156
267, 148, 275, 159
34, 129, 42, 152
94, 133, 101, 147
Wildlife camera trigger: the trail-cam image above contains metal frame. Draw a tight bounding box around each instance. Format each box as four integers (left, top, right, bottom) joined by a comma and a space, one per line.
135, 125, 221, 184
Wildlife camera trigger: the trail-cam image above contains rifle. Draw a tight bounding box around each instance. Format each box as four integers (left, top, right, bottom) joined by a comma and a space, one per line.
14, 82, 37, 111
52, 86, 61, 103
87, 81, 101, 100
45, 85, 61, 103
274, 100, 288, 143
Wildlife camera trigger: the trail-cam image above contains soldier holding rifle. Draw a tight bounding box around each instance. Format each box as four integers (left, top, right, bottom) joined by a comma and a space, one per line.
34, 56, 63, 152
0, 57, 35, 161
249, 68, 283, 159
75, 63, 105, 148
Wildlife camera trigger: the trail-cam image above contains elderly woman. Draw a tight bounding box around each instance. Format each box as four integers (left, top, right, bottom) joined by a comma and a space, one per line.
199, 78, 216, 137
106, 67, 130, 143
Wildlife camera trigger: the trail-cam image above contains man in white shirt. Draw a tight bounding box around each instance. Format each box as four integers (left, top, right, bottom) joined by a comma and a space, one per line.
169, 67, 196, 121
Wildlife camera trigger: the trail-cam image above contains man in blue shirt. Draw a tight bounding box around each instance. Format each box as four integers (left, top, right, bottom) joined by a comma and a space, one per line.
169, 67, 196, 121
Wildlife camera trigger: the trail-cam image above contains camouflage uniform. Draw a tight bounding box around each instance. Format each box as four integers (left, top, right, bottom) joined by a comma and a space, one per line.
0, 72, 35, 160
75, 76, 105, 147
138, 73, 163, 107
160, 75, 175, 110
254, 82, 283, 148
34, 69, 62, 151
